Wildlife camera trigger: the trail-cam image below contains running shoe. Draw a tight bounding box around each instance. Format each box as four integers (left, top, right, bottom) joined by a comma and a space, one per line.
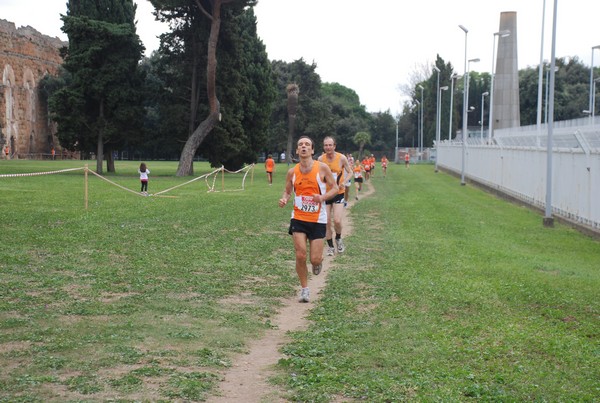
312, 263, 322, 275
336, 239, 345, 253
327, 246, 335, 256
299, 287, 310, 303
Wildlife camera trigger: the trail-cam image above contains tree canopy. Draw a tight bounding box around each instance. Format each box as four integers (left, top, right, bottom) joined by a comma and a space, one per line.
50, 0, 146, 173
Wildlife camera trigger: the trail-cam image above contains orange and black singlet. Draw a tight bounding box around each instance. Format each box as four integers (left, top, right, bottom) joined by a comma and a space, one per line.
321, 152, 345, 195
291, 161, 327, 224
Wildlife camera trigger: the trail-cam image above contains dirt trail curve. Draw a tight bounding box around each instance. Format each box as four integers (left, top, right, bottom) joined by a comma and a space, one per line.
206, 182, 375, 402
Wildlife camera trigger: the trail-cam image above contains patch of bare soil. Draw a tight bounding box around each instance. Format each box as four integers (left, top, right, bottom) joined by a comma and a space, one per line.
206, 182, 375, 402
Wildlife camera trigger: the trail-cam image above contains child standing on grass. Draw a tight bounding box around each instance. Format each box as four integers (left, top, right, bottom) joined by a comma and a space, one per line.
139, 163, 150, 195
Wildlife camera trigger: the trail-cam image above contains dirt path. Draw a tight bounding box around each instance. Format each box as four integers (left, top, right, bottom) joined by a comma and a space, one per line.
207, 182, 374, 403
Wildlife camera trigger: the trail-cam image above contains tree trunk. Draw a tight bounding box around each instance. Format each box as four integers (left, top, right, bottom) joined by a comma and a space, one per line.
176, 0, 223, 176
286, 114, 295, 163
96, 99, 104, 174
106, 148, 115, 173
286, 84, 299, 164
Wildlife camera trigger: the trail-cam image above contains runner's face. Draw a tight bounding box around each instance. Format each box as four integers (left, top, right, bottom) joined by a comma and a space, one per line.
323, 139, 335, 155
297, 139, 314, 156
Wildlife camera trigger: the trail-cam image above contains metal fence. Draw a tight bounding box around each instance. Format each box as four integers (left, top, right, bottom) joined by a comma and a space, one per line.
436, 119, 600, 232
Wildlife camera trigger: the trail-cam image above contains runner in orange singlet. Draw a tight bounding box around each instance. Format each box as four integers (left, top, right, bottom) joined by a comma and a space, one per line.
264, 154, 275, 185
318, 136, 352, 257
352, 160, 364, 200
279, 136, 338, 302
381, 155, 388, 178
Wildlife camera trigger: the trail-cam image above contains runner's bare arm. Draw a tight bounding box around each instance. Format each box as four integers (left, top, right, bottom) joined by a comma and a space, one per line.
278, 168, 295, 207
315, 163, 339, 203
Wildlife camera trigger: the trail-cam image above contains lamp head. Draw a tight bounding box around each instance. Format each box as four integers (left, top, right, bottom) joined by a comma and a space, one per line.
482, 91, 489, 96
459, 25, 468, 33
441, 86, 449, 91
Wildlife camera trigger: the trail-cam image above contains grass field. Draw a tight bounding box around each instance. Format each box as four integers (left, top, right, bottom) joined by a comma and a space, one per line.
1, 160, 598, 401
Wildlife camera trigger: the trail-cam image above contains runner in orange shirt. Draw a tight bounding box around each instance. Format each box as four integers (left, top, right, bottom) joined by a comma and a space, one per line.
381, 155, 388, 178
353, 160, 365, 200
265, 154, 275, 185
279, 136, 338, 302
404, 152, 410, 168
318, 136, 352, 256
362, 156, 371, 181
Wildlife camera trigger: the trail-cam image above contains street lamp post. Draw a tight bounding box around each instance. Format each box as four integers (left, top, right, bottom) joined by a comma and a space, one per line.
545, 65, 559, 123
480, 91, 489, 140
537, 0, 547, 130
593, 78, 600, 122
395, 118, 399, 163
435, 85, 448, 172
543, 0, 558, 227
415, 100, 421, 152
459, 24, 469, 185
448, 73, 458, 140
418, 84, 424, 161
433, 65, 440, 170
489, 30, 510, 143
461, 57, 480, 183
590, 45, 600, 120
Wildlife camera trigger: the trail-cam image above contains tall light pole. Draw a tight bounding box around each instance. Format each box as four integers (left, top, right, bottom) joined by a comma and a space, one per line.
448, 73, 458, 140
480, 91, 489, 140
433, 65, 440, 169
545, 65, 559, 123
415, 100, 421, 151
589, 45, 600, 120
448, 73, 458, 141
489, 30, 510, 143
543, 0, 558, 227
435, 85, 448, 172
536, 0, 547, 130
418, 84, 424, 161
395, 118, 399, 163
459, 24, 469, 185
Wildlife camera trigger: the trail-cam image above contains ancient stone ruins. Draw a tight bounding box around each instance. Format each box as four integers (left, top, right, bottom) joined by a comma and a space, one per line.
0, 19, 65, 159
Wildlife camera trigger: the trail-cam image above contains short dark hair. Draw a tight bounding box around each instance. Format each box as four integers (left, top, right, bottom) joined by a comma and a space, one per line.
297, 136, 314, 150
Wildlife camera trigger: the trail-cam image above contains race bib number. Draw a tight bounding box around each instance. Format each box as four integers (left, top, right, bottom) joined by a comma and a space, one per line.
295, 195, 319, 213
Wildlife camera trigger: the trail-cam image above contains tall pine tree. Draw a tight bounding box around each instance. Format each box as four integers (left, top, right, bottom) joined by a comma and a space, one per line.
50, 0, 145, 173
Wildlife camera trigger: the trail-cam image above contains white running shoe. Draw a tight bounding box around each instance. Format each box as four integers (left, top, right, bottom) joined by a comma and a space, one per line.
336, 239, 345, 253
327, 246, 335, 256
299, 287, 310, 303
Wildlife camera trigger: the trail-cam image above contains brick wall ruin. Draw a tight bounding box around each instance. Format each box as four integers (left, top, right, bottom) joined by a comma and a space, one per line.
0, 19, 65, 159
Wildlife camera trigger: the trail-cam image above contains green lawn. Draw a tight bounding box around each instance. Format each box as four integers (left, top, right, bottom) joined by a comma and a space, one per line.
0, 160, 598, 401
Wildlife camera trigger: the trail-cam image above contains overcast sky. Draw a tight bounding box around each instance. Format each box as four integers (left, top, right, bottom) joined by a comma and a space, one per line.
3, 0, 599, 116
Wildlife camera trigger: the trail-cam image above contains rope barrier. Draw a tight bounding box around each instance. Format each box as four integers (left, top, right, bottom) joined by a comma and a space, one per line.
1, 164, 256, 197
205, 164, 254, 193
0, 167, 84, 178
153, 167, 221, 196
86, 169, 143, 196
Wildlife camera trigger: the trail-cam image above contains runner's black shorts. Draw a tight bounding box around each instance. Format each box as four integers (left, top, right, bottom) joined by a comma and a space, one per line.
288, 219, 326, 240
354, 177, 363, 183
326, 193, 345, 205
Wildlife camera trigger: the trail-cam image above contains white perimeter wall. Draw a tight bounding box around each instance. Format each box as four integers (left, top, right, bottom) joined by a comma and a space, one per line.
437, 138, 600, 231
